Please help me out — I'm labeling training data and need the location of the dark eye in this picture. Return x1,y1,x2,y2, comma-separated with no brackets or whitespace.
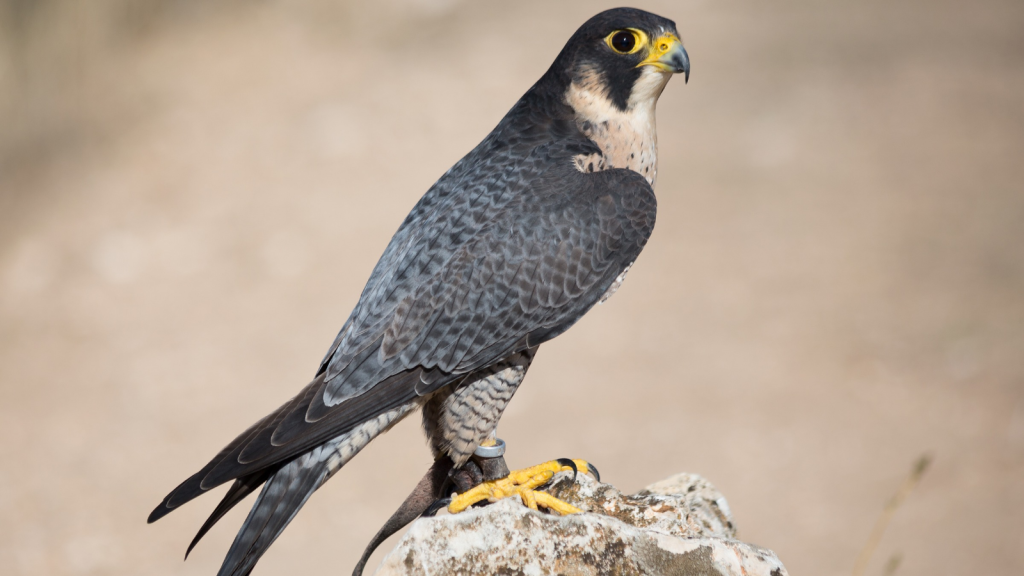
610,31,636,53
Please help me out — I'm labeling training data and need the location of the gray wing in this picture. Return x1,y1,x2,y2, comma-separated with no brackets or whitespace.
313,148,657,411
149,148,656,521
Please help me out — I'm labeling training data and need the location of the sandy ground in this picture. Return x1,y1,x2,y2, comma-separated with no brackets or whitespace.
1,1,1022,575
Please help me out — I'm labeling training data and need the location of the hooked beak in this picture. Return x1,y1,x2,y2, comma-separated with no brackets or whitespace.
638,33,690,83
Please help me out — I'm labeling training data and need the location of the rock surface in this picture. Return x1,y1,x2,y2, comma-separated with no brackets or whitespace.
374,472,788,576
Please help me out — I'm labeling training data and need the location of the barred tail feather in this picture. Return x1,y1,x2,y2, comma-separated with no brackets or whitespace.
217,453,327,576
207,401,420,576
185,469,274,559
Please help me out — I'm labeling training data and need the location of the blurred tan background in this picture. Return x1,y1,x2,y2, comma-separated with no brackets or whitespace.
1,0,1022,575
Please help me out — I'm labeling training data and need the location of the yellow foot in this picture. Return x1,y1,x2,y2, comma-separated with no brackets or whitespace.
447,459,597,515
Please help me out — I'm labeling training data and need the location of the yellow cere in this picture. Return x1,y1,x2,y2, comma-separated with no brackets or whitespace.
637,32,683,70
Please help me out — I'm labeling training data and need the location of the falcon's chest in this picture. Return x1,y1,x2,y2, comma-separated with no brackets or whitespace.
566,76,661,188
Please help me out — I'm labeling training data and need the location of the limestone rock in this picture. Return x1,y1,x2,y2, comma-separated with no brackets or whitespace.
374,472,788,576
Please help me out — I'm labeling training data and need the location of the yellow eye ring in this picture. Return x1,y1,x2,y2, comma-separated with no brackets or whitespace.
605,29,647,55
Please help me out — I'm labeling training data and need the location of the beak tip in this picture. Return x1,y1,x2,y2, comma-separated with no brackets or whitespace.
644,36,690,81
678,45,690,84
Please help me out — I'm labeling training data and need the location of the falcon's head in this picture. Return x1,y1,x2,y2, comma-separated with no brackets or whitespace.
533,8,688,187
551,8,689,114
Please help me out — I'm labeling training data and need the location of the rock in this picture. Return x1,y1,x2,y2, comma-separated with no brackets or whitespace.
374,472,788,576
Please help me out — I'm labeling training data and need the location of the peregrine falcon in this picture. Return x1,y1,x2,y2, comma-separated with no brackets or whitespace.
149,8,689,576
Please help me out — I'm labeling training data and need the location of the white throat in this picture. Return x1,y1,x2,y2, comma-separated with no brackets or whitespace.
566,66,671,188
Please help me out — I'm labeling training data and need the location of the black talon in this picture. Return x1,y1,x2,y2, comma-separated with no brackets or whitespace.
555,458,578,484
422,497,452,518
437,475,456,499
586,462,601,482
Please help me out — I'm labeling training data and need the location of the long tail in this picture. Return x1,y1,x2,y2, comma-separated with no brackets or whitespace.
184,403,419,576
186,469,275,559
217,450,329,576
